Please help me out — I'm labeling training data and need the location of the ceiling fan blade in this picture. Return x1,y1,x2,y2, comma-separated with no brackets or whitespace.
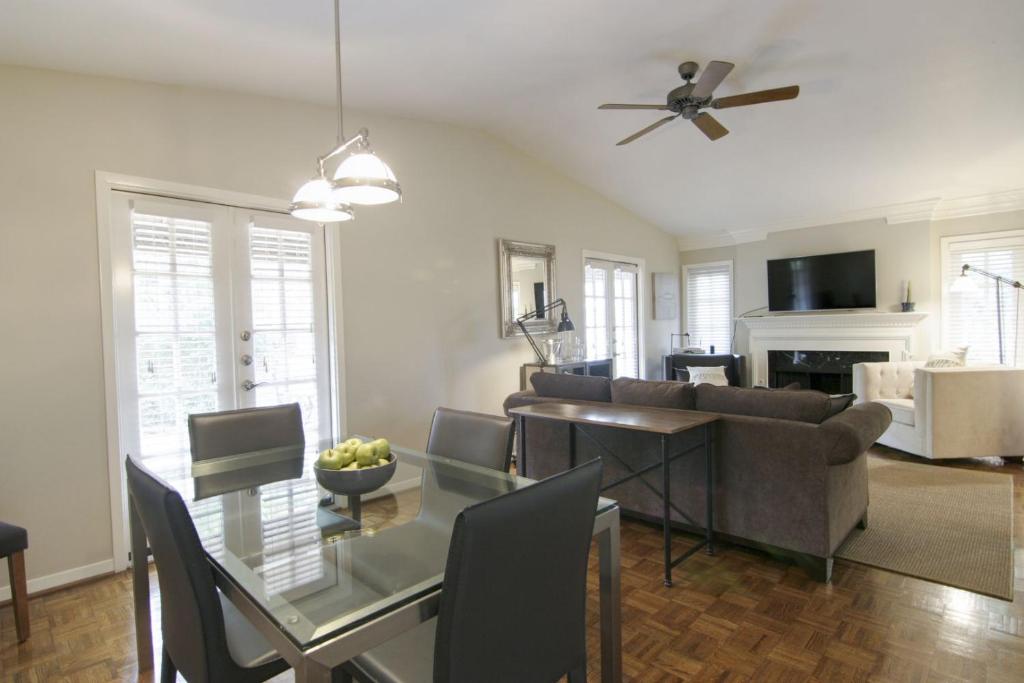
616,115,678,145
598,103,671,110
692,112,729,140
690,60,734,99
712,85,799,109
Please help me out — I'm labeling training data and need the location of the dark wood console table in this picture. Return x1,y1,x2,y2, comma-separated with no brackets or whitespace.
509,402,718,586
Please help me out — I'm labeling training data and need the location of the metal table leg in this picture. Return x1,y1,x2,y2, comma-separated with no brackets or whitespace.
661,434,672,587
705,423,715,555
597,507,622,683
129,495,154,671
569,422,577,468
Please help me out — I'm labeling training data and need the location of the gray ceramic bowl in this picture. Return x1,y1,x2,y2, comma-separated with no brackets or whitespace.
314,454,397,496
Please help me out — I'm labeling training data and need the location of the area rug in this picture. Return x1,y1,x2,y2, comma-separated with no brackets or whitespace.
835,456,1014,600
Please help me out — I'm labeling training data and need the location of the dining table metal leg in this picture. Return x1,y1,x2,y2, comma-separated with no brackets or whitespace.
597,507,622,683
129,495,154,672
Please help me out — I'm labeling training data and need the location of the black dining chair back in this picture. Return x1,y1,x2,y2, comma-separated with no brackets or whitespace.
426,407,515,472
125,456,287,683
434,457,603,682
188,403,305,499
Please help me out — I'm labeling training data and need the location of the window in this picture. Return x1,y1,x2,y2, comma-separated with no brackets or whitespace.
683,261,733,354
942,230,1024,366
585,257,641,377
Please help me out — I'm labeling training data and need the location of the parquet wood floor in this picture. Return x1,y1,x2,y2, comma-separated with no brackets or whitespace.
2,446,1022,682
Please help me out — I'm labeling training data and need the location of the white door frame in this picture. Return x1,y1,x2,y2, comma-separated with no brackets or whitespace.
95,171,348,571
581,250,647,378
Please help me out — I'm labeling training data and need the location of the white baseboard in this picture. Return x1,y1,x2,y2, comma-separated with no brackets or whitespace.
0,558,114,602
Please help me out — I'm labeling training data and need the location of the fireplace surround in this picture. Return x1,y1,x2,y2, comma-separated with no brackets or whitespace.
741,312,928,387
768,350,888,393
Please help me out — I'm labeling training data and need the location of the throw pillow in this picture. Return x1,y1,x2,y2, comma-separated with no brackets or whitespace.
687,366,729,387
823,393,857,420
610,377,696,410
530,372,612,402
924,345,968,368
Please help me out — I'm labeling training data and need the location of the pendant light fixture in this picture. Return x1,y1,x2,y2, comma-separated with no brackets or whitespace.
290,0,401,223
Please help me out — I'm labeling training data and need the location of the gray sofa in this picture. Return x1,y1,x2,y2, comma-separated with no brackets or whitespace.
504,373,892,581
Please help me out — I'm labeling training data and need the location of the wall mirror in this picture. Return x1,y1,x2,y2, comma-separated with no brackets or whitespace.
498,239,557,337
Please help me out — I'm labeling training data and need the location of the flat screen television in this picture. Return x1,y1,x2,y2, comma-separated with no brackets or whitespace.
767,249,876,312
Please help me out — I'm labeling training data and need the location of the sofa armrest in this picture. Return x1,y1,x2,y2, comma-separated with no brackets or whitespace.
916,366,1024,458
819,402,893,465
852,361,923,403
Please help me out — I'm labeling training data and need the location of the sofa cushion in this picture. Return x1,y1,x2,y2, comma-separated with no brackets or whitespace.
695,384,846,424
529,372,611,402
876,398,914,426
610,377,696,410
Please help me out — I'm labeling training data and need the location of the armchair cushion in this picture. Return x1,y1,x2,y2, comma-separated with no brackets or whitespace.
875,398,914,426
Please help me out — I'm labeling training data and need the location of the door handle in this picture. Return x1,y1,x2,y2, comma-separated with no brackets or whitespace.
241,379,266,392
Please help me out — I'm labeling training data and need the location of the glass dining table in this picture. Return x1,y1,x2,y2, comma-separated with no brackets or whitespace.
130,440,622,682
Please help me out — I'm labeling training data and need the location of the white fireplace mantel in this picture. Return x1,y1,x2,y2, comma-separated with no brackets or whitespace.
740,311,928,387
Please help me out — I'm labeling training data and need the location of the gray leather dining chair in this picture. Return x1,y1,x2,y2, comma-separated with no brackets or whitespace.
188,403,305,499
426,407,515,472
125,456,289,683
342,457,604,683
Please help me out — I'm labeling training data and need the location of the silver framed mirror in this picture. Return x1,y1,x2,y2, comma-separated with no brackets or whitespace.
498,239,557,338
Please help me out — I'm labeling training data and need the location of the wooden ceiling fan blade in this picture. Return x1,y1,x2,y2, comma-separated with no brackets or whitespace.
712,85,799,109
616,115,678,145
690,60,734,99
599,103,671,110
692,112,729,140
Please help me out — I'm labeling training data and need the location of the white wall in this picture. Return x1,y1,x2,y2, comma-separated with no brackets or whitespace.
0,65,679,591
680,210,1024,383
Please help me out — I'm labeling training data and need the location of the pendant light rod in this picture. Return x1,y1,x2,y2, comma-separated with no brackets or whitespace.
334,0,344,144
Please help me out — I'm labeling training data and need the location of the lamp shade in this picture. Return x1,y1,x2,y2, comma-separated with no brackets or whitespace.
557,308,575,332
949,272,977,293
332,151,401,205
291,177,354,222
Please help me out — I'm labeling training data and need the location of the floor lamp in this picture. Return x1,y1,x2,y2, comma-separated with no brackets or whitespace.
950,263,1023,365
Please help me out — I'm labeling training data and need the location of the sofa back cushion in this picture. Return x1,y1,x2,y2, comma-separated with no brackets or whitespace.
695,384,850,424
610,377,696,410
530,372,612,402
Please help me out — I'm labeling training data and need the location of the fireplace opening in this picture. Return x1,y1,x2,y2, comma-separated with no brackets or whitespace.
767,350,889,394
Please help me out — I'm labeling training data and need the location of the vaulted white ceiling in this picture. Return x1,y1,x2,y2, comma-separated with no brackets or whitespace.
4,0,1023,240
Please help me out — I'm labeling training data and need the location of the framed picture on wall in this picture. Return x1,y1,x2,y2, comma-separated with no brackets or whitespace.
652,272,678,320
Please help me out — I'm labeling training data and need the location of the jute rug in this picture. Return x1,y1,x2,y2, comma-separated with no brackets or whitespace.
835,456,1014,600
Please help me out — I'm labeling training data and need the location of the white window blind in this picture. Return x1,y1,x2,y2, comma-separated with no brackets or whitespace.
584,263,610,361
130,211,224,555
249,224,324,594
613,265,640,378
942,231,1024,366
684,261,733,354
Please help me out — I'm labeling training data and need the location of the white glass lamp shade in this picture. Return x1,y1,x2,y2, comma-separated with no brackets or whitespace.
332,151,401,205
949,272,977,293
290,177,354,222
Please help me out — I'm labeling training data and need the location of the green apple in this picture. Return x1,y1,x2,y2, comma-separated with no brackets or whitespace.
338,447,356,467
372,438,390,459
356,443,378,467
317,448,344,470
342,461,359,470
344,437,363,449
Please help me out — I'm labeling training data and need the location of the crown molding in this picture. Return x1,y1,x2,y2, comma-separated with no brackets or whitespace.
677,188,1024,252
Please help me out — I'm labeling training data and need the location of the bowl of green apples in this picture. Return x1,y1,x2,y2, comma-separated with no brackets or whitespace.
314,437,396,496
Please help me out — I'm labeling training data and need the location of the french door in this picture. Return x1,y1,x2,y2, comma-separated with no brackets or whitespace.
109,192,334,571
584,257,641,378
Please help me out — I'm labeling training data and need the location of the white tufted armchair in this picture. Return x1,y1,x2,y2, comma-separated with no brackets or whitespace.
852,361,1024,459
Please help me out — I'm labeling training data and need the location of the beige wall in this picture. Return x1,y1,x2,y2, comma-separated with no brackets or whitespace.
680,210,1024,382
0,65,679,590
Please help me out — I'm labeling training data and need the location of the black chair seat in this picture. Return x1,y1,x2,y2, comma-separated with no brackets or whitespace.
0,522,27,556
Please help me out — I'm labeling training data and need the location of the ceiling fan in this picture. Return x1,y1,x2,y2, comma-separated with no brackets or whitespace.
598,60,799,145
